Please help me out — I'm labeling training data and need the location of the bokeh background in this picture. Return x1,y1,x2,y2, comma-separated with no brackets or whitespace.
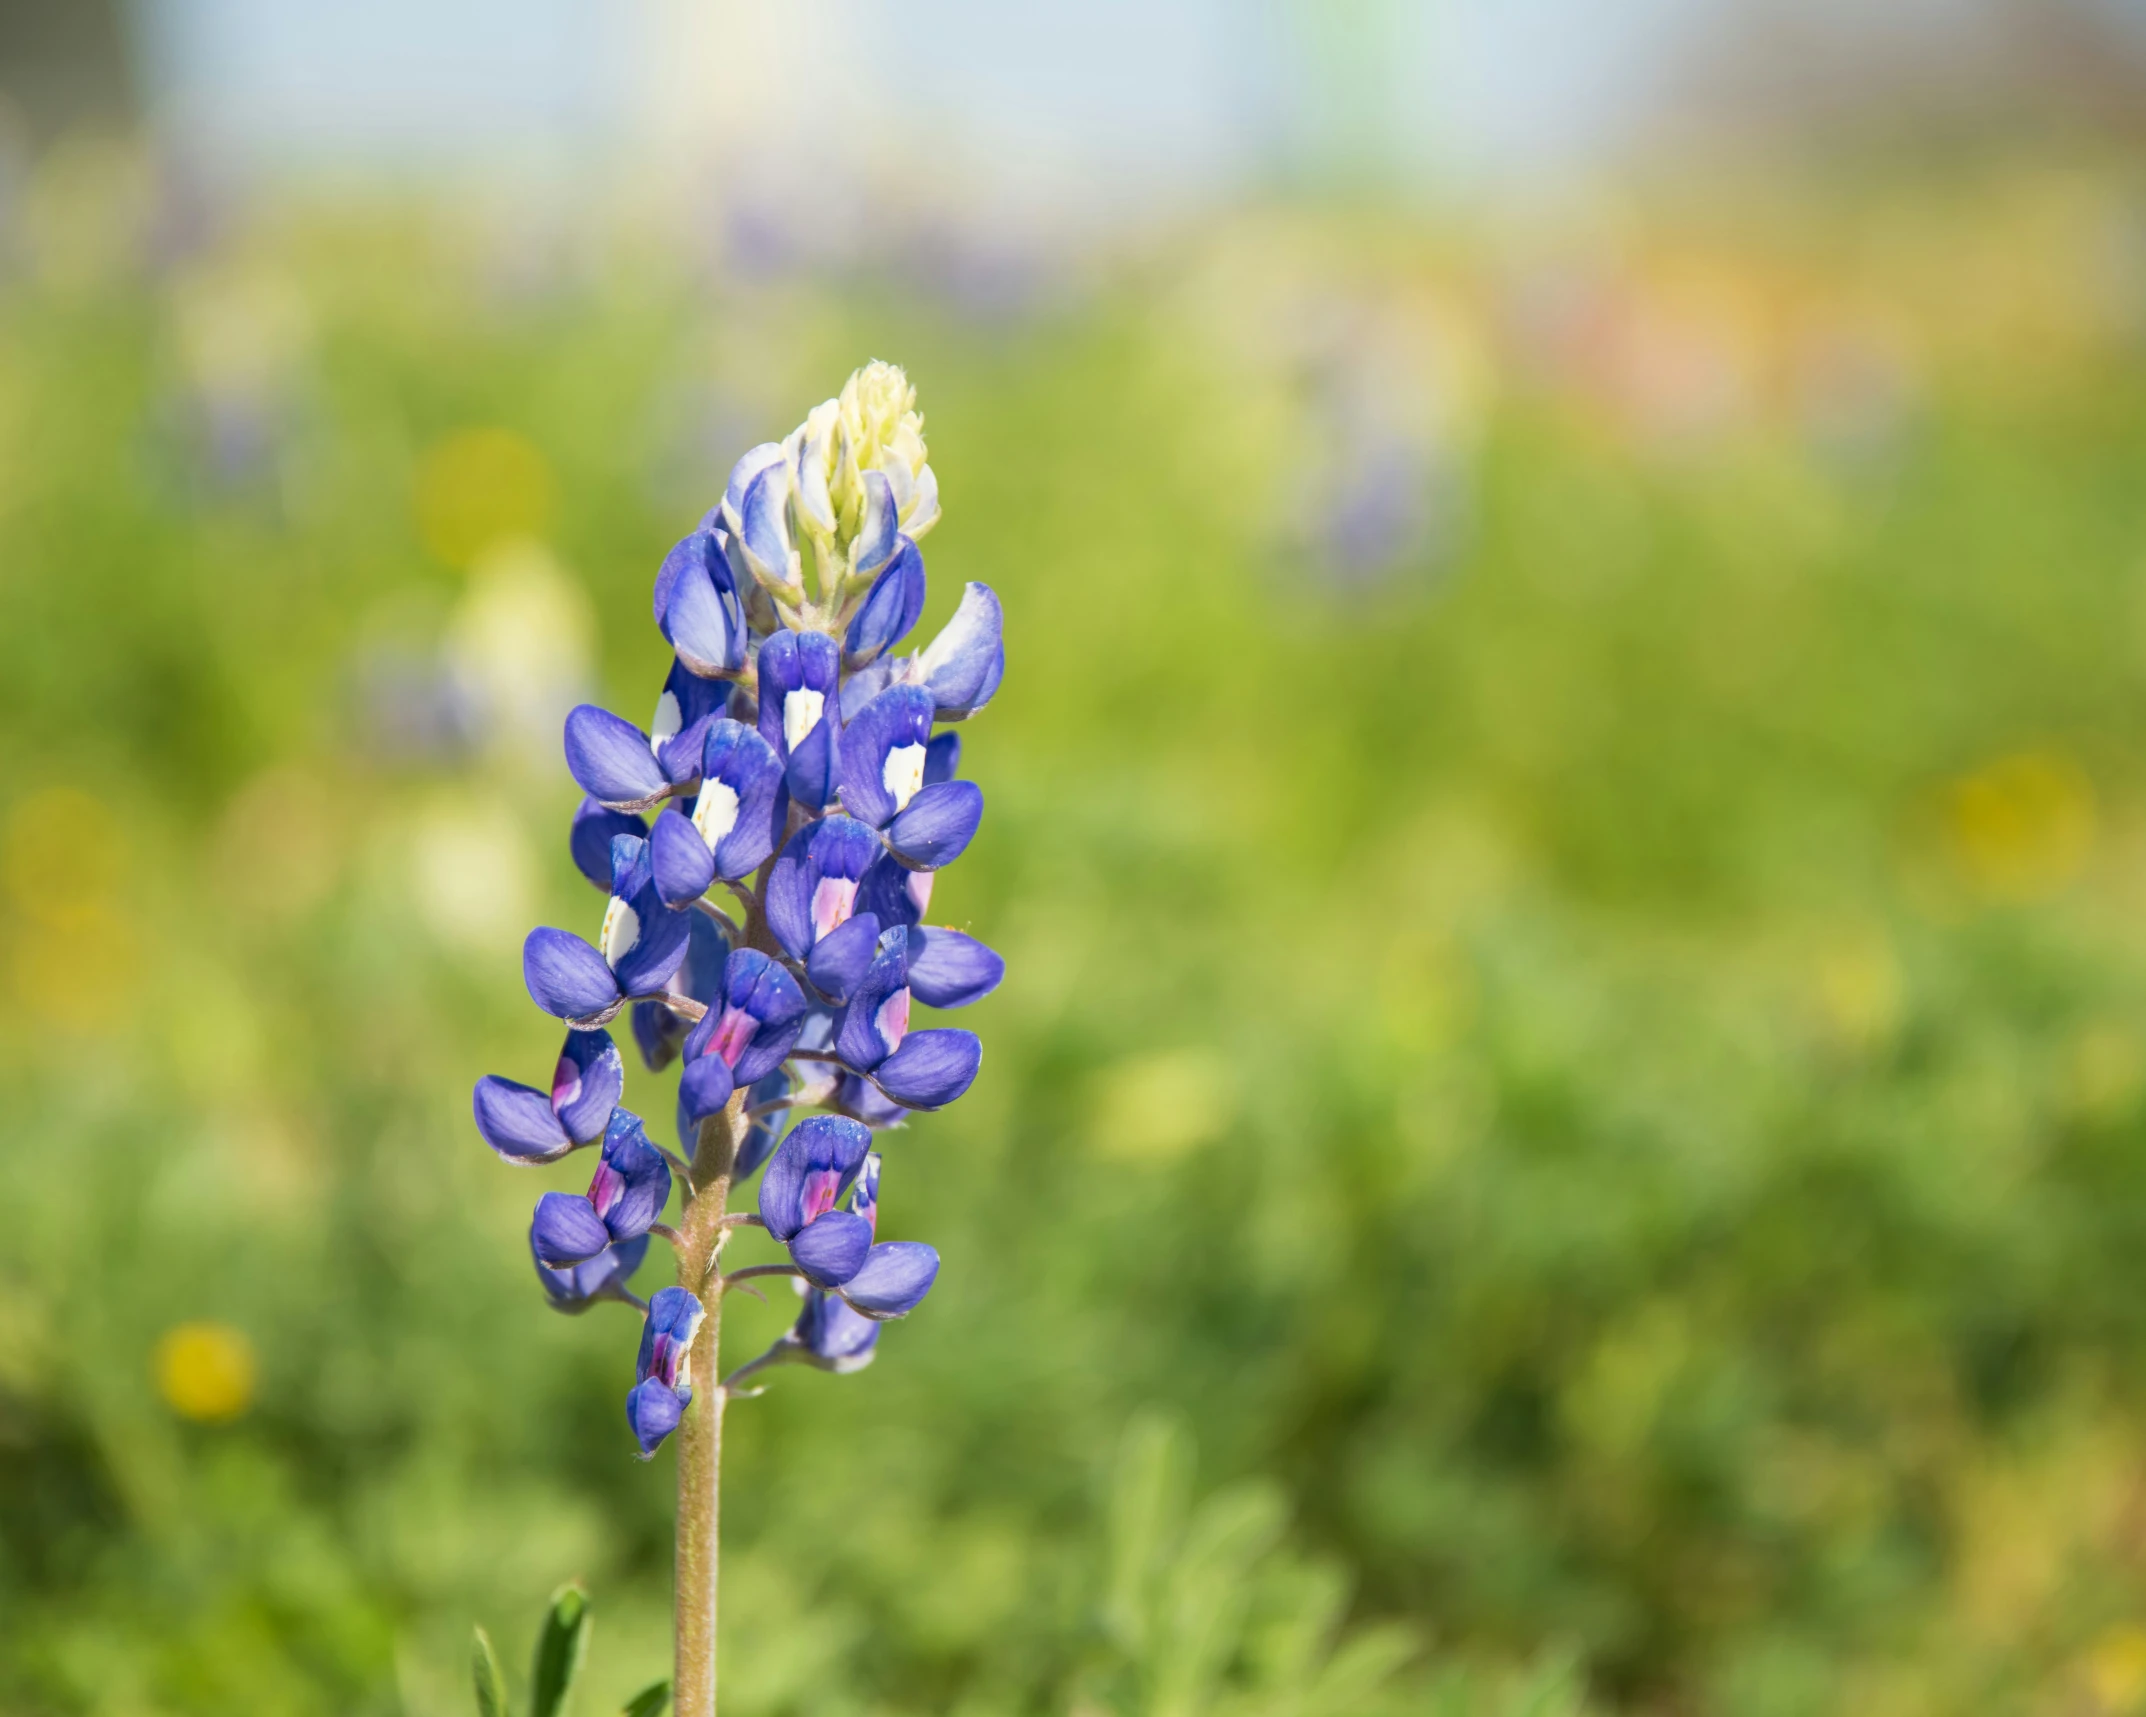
7,2,2146,1712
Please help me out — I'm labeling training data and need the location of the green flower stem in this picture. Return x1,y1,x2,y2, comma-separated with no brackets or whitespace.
674,1090,738,1717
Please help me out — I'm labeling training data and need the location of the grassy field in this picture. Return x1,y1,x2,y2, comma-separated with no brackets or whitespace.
5,149,2146,1714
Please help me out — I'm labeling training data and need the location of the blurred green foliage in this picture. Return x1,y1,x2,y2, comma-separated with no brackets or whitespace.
3,147,2146,1714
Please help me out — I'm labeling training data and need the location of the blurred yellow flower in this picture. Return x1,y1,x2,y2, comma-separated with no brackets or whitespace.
154,1321,257,1423
2089,1625,2146,1713
414,427,554,569
1944,748,2095,902
1092,1050,1234,1163
5,786,131,1026
1812,926,1902,1052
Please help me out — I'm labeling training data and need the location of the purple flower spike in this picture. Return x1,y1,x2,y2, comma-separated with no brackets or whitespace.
534,1233,648,1313
626,1375,688,1456
523,927,624,1025
789,1210,874,1287
915,583,1003,718
872,1028,981,1110
839,685,937,829
858,852,933,931
906,928,1004,1009
766,816,882,959
587,1109,672,1244
840,1242,940,1320
835,926,912,1073
570,798,648,891
760,1115,873,1241
885,780,983,871
532,1190,613,1268
806,911,882,1006
795,1290,880,1372
651,659,733,786
757,630,843,811
694,719,787,882
564,704,671,811
650,808,717,909
637,1285,707,1390
682,948,808,1084
602,835,693,998
844,537,927,666
658,529,748,678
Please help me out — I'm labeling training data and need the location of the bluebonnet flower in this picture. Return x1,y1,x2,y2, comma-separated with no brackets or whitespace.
471,361,998,1469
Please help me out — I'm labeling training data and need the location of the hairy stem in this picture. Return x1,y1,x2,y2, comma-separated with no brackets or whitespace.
675,870,780,1717
674,1092,739,1717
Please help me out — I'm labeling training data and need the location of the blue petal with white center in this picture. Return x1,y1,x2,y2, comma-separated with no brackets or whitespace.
756,630,843,810
650,659,733,786
523,927,624,1024
766,816,883,959
872,1028,981,1110
844,536,926,665
564,704,671,811
603,835,693,998
906,928,1004,1009
838,684,936,829
914,582,1004,717
694,719,787,881
570,799,647,891
885,780,984,871
839,1241,940,1320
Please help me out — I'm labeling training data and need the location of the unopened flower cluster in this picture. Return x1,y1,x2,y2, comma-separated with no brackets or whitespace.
471,363,1002,1453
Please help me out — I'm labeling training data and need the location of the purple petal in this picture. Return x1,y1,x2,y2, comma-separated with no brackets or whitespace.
650,808,716,909
872,1028,981,1110
884,780,983,871
564,704,669,809
523,928,623,1023
838,684,936,829
849,471,901,582
534,1233,647,1313
759,1114,872,1240
834,926,911,1073
796,1289,880,1371
552,1028,624,1142
906,928,1004,1009
679,1053,736,1129
805,911,882,1006
786,716,839,812
625,1376,687,1456
737,464,796,592
857,852,931,931
836,1072,908,1129
570,798,647,891
660,531,748,677
472,1076,573,1164
589,1110,672,1243
636,1285,706,1388
839,1241,940,1319
915,583,1003,716
844,535,926,665
923,731,961,786
697,719,787,881
789,1210,874,1287
607,869,693,999
632,997,685,1074
651,658,732,785
531,1191,611,1268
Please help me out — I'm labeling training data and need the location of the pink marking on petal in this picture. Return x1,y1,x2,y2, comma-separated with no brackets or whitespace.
874,987,911,1055
907,870,933,916
811,876,858,941
710,1006,756,1068
551,1055,582,1112
587,1162,622,1220
801,1169,844,1224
